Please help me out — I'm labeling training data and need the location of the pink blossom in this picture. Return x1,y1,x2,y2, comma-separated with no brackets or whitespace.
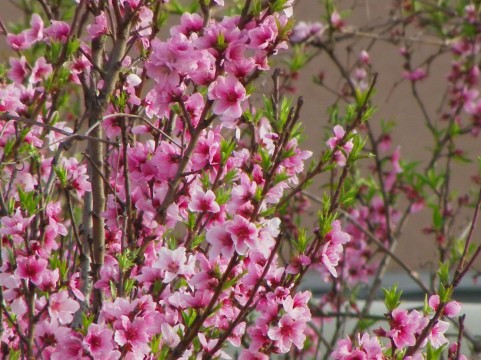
69,272,85,301
0,209,34,244
7,32,29,50
50,336,84,359
286,255,311,274
114,316,150,355
15,255,48,285
0,84,24,113
248,18,277,49
388,308,418,348
26,14,44,43
320,220,351,277
445,300,462,317
239,349,269,360
206,225,235,259
267,314,306,353
332,332,383,359
49,290,80,325
8,56,28,84
44,20,70,42
189,189,220,213
170,13,203,38
155,247,193,283
391,146,402,173
208,75,247,119
34,319,70,350
327,125,354,167
403,68,427,82
226,215,258,255
87,12,108,40
30,56,53,83
161,323,182,348
290,21,325,43
428,320,449,348
428,294,461,317
330,11,345,30
359,50,371,65
84,324,116,358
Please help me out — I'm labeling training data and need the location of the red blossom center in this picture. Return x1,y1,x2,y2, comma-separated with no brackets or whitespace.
168,261,180,273
89,334,102,350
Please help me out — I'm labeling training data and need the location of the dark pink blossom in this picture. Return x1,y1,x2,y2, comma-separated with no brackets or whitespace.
208,75,247,119
15,255,48,285
8,56,28,84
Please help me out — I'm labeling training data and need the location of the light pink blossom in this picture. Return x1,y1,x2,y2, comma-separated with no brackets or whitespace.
49,290,80,325
267,314,306,353
189,189,220,213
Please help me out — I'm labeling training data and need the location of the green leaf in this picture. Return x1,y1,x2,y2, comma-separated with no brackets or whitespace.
8,350,22,360
383,283,402,311
191,234,205,248
67,37,81,57
55,165,68,187
220,138,236,164
181,308,198,327
215,188,231,206
426,342,446,360
117,248,139,271
81,313,95,335
357,318,379,331
165,0,187,14
110,280,118,299
297,228,308,252
124,278,135,295
150,334,162,354
17,187,40,215
437,261,450,286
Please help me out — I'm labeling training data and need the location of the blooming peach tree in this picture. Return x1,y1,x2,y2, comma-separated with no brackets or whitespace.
0,0,479,359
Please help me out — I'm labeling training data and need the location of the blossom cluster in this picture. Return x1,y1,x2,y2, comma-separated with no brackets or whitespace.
0,1,353,359
333,295,462,359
